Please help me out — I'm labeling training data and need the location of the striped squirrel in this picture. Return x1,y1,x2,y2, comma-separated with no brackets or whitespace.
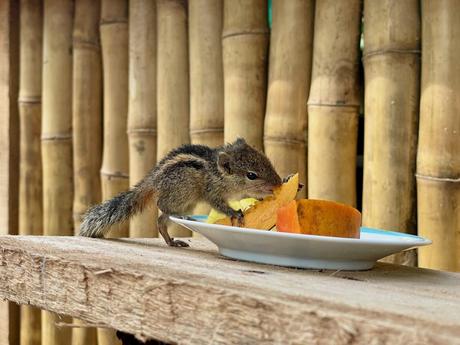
79,138,282,247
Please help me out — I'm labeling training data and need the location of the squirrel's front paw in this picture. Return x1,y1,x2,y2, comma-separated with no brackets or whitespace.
231,209,245,227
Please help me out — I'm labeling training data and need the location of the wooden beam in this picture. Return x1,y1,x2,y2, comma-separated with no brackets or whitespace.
0,237,460,344
0,0,20,344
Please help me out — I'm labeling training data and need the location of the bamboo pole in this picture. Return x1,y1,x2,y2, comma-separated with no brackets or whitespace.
307,0,362,206
189,0,224,148
417,0,460,272
128,0,157,238
98,0,128,343
72,0,101,344
0,1,19,344
223,0,269,150
264,0,314,197
362,0,420,266
18,1,42,344
189,0,224,219
99,0,129,239
42,0,73,345
157,0,190,237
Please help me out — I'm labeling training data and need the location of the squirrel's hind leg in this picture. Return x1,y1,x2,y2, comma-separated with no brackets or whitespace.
158,213,189,248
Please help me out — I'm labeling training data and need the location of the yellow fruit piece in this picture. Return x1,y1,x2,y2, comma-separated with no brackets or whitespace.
207,198,259,224
212,173,299,230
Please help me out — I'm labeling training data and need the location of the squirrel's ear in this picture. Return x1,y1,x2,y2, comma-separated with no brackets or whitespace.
235,137,247,146
218,152,232,174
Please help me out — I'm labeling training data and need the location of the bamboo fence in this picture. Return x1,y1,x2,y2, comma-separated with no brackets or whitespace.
223,0,268,150
41,0,73,344
362,0,420,266
307,0,362,207
417,0,460,272
1,1,460,343
264,0,314,196
128,0,157,238
157,0,190,237
18,1,42,345
72,0,101,344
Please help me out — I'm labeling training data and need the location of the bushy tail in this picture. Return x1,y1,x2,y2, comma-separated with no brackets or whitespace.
79,181,155,238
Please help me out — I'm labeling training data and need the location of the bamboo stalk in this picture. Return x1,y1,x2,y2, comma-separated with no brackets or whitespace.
42,0,74,344
264,0,314,197
157,0,190,237
18,1,42,344
223,0,269,150
307,0,362,206
99,0,129,239
362,0,420,266
72,0,101,344
128,0,157,238
0,1,19,344
189,0,224,219
189,0,224,148
417,0,460,272
98,0,128,343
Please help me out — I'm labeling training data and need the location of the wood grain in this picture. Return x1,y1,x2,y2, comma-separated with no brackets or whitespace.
0,236,459,344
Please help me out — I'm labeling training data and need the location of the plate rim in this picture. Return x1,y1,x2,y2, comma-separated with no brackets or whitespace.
170,215,432,247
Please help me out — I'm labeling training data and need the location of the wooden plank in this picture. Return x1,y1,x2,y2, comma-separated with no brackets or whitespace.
0,237,459,344
0,0,20,344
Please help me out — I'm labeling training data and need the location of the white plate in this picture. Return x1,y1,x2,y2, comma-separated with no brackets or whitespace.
170,215,432,271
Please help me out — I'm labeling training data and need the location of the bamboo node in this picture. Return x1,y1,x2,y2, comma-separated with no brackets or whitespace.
362,48,421,60
263,136,306,146
127,128,157,136
415,174,460,183
100,19,128,26
41,134,72,141
73,38,100,51
100,170,129,179
307,102,360,109
222,29,269,40
18,95,41,104
190,128,224,135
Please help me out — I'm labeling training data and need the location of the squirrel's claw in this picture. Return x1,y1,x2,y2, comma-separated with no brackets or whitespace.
169,239,190,247
231,209,245,227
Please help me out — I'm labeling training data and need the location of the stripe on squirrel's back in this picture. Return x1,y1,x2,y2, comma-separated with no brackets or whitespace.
158,154,207,173
158,144,215,165
161,158,206,177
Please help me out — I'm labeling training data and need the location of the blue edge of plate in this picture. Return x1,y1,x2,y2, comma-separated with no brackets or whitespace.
189,215,425,240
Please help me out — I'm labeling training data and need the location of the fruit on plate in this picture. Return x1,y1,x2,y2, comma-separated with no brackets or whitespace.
276,199,361,238
207,198,258,224
208,173,299,230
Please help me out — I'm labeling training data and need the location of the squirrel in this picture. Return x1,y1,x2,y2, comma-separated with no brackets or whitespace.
79,138,282,247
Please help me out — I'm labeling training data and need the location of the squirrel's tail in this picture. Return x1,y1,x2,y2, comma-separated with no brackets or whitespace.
79,179,155,238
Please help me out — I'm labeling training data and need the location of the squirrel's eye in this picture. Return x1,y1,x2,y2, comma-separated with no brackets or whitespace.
246,172,258,180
